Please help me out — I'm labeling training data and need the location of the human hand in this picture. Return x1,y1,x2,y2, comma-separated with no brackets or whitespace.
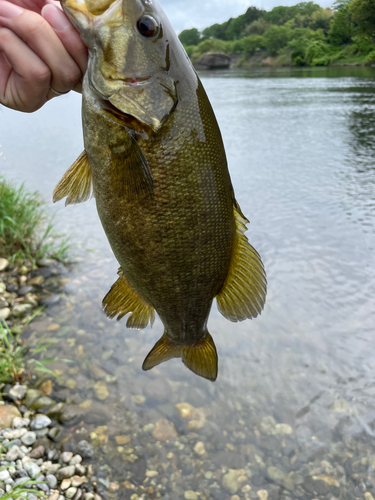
0,0,87,112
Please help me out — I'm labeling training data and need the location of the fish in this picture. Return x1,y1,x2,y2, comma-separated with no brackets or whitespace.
53,0,267,381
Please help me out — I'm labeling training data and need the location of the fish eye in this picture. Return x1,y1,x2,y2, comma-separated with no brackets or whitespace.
137,15,159,38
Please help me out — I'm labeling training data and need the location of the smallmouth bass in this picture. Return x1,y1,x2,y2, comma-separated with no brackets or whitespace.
54,0,267,381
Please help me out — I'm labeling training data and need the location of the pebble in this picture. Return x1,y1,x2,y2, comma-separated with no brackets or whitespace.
46,474,58,488
69,455,82,466
257,490,268,500
66,487,78,499
30,415,52,430
0,307,10,320
0,258,9,271
184,491,198,500
18,286,34,296
222,469,241,494
29,445,45,459
61,478,72,490
152,419,177,441
21,431,37,445
56,465,76,480
115,435,131,445
40,294,61,306
6,445,21,461
13,417,30,428
23,389,42,408
0,470,10,480
365,494,375,500
193,441,206,455
267,466,286,485
4,428,27,439
75,441,94,459
75,464,86,476
175,402,206,430
0,405,21,429
61,451,73,463
94,381,109,400
24,461,41,478
12,303,33,317
71,475,87,487
274,423,293,435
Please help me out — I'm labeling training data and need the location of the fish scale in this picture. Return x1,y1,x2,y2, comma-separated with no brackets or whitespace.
54,0,266,381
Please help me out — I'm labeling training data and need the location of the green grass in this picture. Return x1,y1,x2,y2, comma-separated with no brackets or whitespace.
0,312,63,385
0,175,69,265
0,469,46,500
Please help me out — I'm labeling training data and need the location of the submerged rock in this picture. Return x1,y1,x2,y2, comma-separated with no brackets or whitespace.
175,402,206,430
152,419,177,441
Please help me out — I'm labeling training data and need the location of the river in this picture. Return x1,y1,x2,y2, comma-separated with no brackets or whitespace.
1,66,375,500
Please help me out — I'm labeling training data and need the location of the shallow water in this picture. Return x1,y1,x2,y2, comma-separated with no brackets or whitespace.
1,66,375,499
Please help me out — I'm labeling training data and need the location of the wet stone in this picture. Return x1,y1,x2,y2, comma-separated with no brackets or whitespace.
23,389,42,408
40,294,60,306
18,286,34,296
184,491,198,500
31,397,55,411
75,441,94,459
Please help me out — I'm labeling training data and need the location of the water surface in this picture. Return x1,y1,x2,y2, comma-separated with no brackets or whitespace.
1,66,375,499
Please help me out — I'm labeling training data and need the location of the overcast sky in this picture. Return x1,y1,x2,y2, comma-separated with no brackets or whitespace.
157,0,333,34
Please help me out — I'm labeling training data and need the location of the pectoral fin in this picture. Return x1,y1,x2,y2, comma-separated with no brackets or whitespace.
108,131,154,201
142,332,218,382
103,269,155,329
216,205,267,321
53,150,93,206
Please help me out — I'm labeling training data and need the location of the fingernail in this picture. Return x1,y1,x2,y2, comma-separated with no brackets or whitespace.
42,4,71,31
0,1,23,18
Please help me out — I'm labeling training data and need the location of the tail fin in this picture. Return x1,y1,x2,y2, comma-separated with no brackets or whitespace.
142,333,218,382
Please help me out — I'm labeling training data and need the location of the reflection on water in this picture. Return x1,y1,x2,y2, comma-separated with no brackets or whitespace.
1,66,375,499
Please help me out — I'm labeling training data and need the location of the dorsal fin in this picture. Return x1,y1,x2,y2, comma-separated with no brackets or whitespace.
53,150,93,206
216,204,267,322
142,332,218,382
103,270,155,329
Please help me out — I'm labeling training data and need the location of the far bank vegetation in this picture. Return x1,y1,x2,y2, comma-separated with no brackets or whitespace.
179,0,375,67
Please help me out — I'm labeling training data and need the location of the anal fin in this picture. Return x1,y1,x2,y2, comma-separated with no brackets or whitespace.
103,271,155,329
142,332,218,382
216,205,267,322
53,150,93,206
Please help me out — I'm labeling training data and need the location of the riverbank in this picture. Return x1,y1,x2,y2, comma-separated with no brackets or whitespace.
192,50,375,70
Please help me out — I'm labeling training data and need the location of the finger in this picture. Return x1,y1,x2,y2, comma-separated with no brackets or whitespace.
42,4,87,76
0,1,82,93
0,27,50,111
6,0,47,14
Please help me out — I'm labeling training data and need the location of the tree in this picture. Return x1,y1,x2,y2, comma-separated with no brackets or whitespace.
350,0,375,37
263,25,290,54
179,28,201,46
328,5,353,45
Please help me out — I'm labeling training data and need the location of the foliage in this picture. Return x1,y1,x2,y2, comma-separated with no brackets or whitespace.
179,28,201,46
242,35,266,57
328,4,353,45
263,25,290,55
0,176,69,265
349,0,375,37
179,0,375,67
242,18,270,36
